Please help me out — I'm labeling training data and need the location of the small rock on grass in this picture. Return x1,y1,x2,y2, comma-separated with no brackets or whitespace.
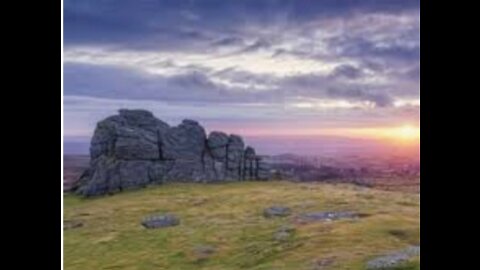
141,214,180,229
64,220,83,230
366,245,420,269
298,211,358,222
194,245,216,258
263,206,292,218
312,257,336,270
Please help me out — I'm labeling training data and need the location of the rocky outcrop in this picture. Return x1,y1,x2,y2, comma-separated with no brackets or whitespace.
74,109,271,196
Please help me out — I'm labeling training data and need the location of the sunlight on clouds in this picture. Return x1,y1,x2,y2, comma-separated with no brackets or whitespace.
207,51,339,76
208,77,274,91
64,46,341,78
393,98,420,107
288,99,376,110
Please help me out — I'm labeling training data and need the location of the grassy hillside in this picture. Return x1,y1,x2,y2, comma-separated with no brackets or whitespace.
64,181,419,270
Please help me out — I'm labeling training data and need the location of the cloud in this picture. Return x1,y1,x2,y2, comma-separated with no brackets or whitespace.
66,44,343,76
326,87,393,107
64,63,285,104
212,36,245,47
65,60,408,108
64,0,420,50
64,95,419,138
63,0,420,139
330,64,364,79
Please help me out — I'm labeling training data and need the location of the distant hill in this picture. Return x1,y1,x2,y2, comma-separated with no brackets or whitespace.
64,138,89,155
63,155,89,192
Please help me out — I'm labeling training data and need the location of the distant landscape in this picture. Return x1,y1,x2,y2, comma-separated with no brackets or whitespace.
65,135,419,157
64,150,419,194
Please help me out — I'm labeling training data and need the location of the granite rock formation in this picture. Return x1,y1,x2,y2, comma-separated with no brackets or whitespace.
74,109,271,196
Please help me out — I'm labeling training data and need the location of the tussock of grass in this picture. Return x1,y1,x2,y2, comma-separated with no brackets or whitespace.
64,181,419,270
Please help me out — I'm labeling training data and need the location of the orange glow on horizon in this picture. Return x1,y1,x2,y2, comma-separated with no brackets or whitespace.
217,124,420,144
345,125,420,144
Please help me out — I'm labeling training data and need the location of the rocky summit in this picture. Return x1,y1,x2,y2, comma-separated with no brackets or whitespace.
73,109,271,196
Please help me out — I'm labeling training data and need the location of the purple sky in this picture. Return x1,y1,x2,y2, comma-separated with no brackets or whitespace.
63,0,420,155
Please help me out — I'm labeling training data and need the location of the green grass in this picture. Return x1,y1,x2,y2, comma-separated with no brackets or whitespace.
64,181,419,270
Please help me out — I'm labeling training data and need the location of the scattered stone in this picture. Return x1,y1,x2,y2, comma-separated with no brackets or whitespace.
366,245,420,269
298,211,358,222
194,245,216,258
273,225,296,241
75,109,272,196
64,220,83,230
387,229,409,240
312,257,336,269
357,212,373,218
404,245,420,256
263,206,292,218
141,214,180,229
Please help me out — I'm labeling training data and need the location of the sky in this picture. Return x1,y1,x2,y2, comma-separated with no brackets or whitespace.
63,0,420,155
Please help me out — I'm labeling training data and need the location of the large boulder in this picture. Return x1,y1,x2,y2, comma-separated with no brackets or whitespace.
74,109,271,196
89,110,169,161
75,156,154,196
256,156,272,180
207,131,229,160
225,135,245,180
244,146,256,180
113,127,159,160
163,119,206,160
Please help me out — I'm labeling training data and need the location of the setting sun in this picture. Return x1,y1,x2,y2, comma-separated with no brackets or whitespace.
395,125,420,141
366,125,420,143
314,125,421,143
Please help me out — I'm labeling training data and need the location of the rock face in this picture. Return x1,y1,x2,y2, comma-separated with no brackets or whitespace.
74,109,271,196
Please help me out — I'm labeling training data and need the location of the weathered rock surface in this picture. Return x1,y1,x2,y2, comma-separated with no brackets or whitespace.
312,257,336,270
366,245,420,269
297,211,358,222
207,131,229,160
243,147,256,180
193,245,216,259
74,109,271,196
64,220,83,230
141,214,180,229
264,206,292,218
